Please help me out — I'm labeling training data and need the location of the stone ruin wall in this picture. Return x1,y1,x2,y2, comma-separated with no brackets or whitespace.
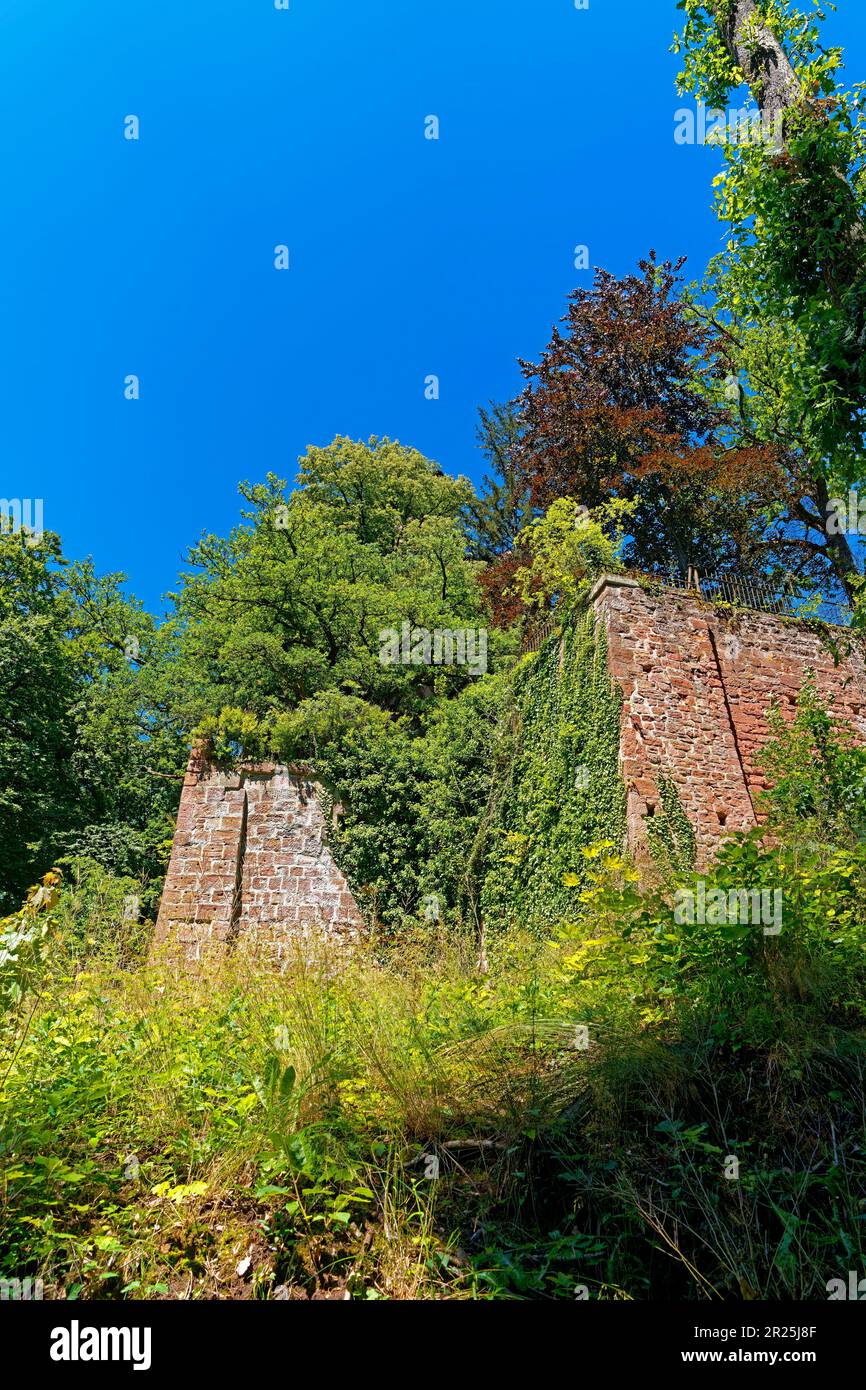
591,576,866,865
153,579,866,966
152,749,363,969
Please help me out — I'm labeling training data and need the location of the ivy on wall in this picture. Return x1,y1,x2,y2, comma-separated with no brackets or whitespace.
315,605,626,940
645,773,697,882
480,608,626,931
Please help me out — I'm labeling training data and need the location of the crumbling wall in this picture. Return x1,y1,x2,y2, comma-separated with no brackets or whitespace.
590,576,866,864
155,580,866,965
153,749,363,969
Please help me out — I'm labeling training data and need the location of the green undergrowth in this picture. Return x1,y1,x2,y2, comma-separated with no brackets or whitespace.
3,830,866,1300
3,683,866,1301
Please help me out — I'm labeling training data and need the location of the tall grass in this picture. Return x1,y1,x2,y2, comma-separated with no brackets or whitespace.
2,850,866,1300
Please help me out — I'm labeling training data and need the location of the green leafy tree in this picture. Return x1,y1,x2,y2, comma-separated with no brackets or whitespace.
0,528,184,912
510,497,634,611
674,0,866,596
166,436,498,758
758,676,866,843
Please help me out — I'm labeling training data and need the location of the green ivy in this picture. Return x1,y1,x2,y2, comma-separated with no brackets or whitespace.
480,608,626,931
646,774,698,882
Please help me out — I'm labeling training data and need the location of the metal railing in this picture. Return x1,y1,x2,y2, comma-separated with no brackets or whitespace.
519,570,854,654
663,570,853,628
520,611,560,656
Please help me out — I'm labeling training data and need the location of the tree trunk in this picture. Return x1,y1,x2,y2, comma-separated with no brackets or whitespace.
711,0,801,123
711,0,865,259
811,475,860,602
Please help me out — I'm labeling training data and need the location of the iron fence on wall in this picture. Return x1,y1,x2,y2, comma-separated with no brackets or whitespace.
520,611,560,656
519,571,854,656
664,571,853,629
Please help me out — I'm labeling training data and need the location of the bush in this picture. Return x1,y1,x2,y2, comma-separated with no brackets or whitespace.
52,857,150,968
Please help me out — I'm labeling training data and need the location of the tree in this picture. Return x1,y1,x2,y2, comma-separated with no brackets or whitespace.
673,1,866,596
165,436,498,758
0,527,184,911
510,498,634,611
509,255,779,581
463,402,530,562
462,403,535,627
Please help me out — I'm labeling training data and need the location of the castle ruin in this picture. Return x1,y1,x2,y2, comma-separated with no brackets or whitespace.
154,576,866,966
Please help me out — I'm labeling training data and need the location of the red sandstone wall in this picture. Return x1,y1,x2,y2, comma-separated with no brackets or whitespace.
153,751,363,969
155,583,866,961
709,609,866,803
590,576,866,864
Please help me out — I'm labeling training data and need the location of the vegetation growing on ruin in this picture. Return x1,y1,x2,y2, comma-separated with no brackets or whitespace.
478,614,626,931
3,695,866,1301
3,0,866,1304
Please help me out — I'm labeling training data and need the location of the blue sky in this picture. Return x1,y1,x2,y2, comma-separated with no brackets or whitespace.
2,0,865,613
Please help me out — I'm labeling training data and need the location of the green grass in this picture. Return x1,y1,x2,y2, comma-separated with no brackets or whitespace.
3,844,866,1301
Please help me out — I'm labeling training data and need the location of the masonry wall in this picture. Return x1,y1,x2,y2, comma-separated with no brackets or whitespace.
590,576,866,864
153,748,363,969
154,581,866,966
